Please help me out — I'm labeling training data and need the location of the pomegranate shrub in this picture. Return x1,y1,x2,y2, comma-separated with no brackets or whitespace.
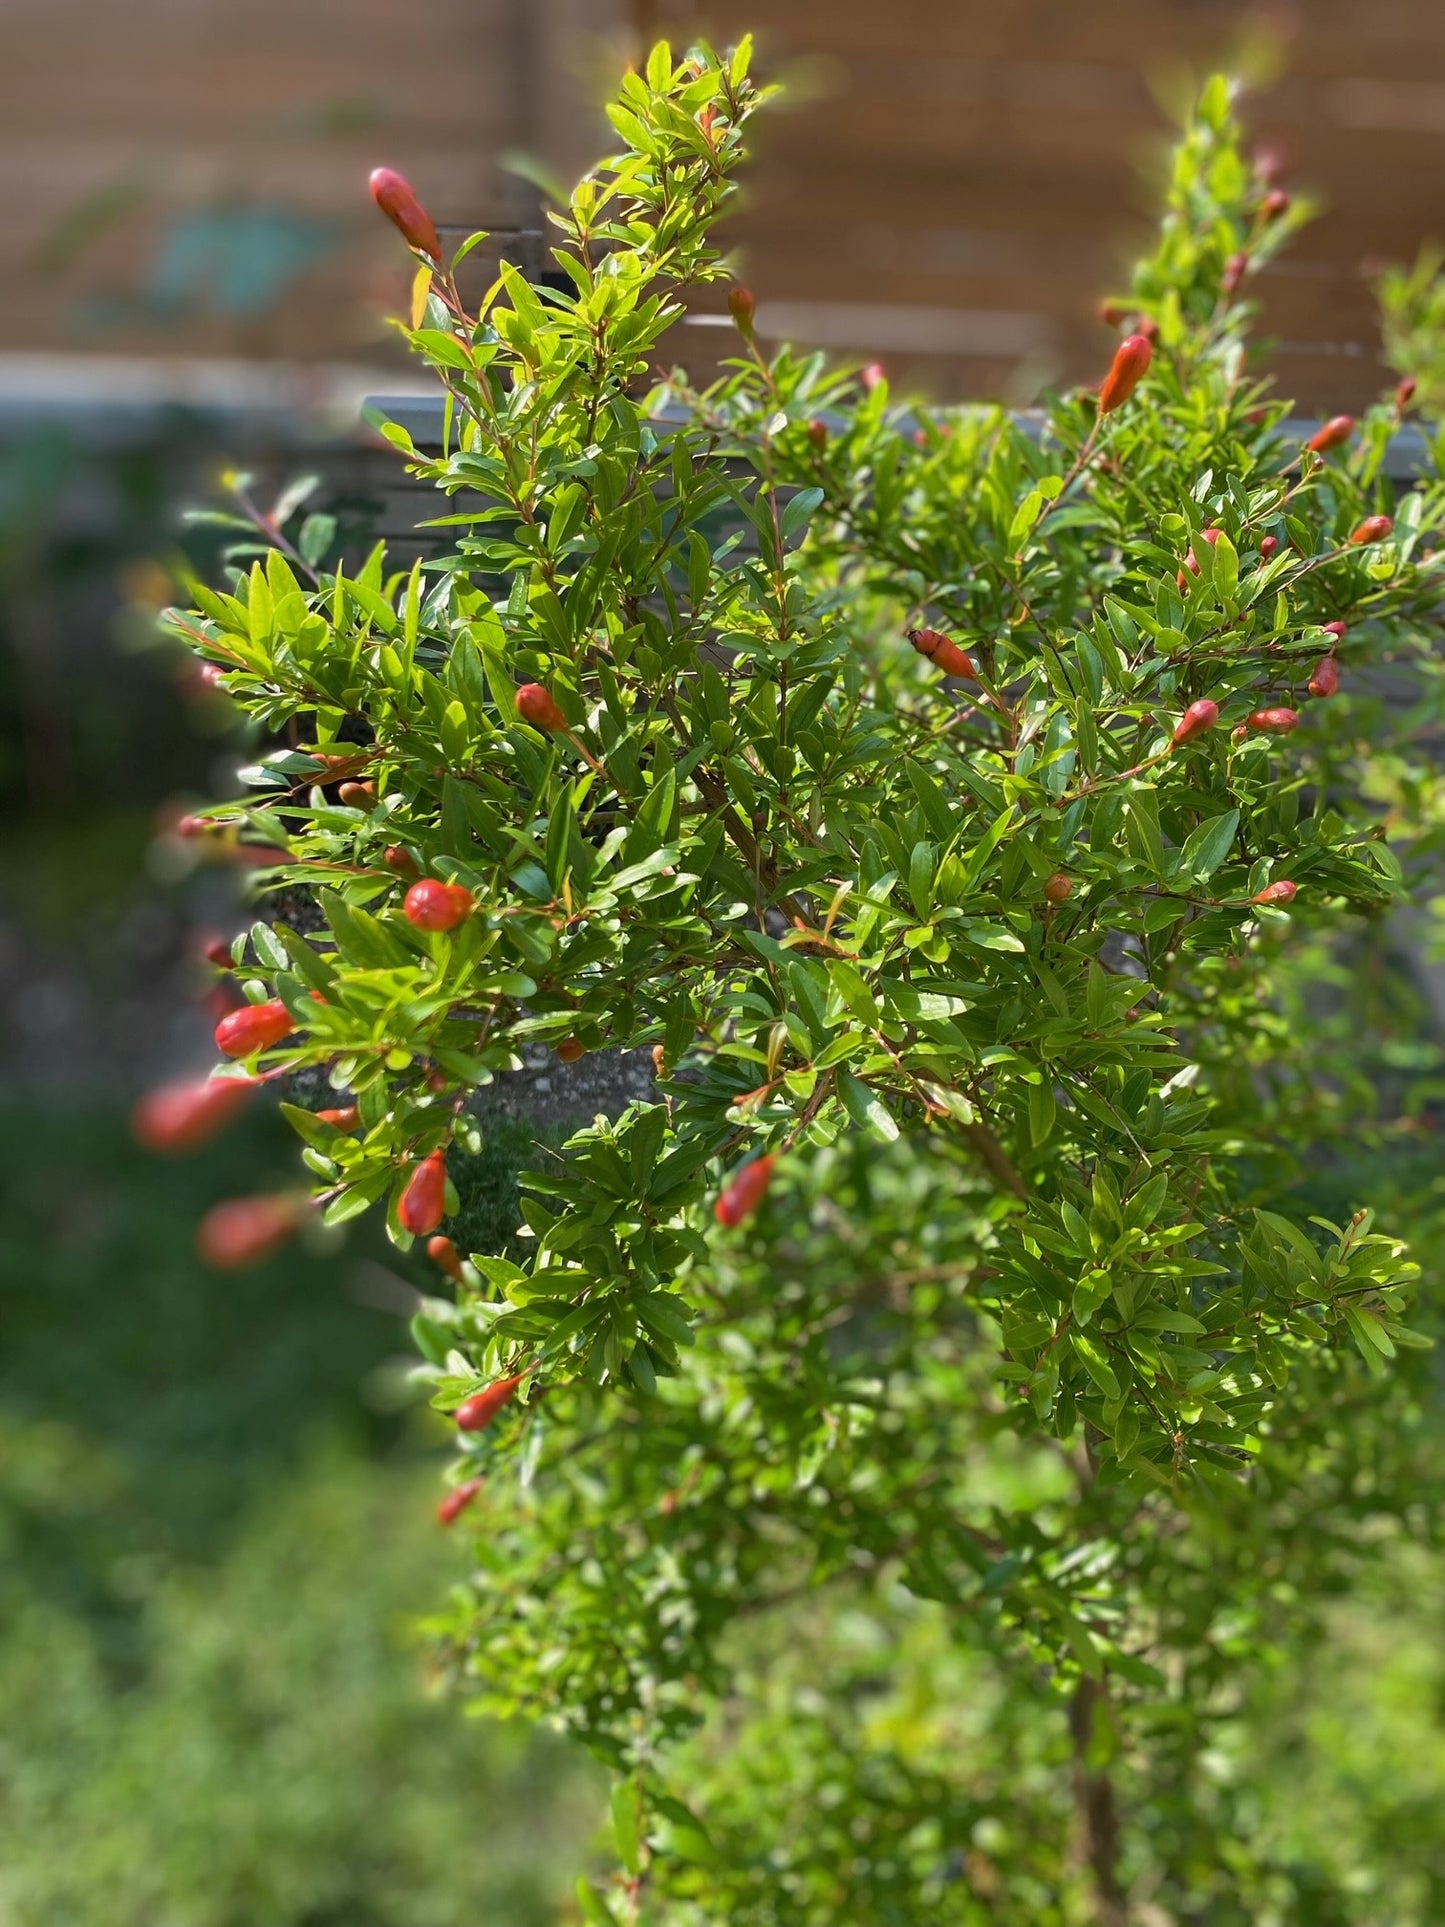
163,46,1445,1922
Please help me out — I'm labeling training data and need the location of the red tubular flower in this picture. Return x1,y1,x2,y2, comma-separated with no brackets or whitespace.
316,1106,361,1130
1251,879,1298,906
1171,699,1219,747
714,1155,776,1228
455,1374,524,1432
1308,654,1340,698
1246,707,1300,732
215,999,293,1059
1258,535,1280,560
368,167,442,260
1043,873,1073,903
1098,333,1153,413
399,1149,448,1237
1306,415,1354,454
1351,515,1393,544
438,1477,484,1526
515,683,569,733
404,879,472,932
906,628,976,678
132,1074,260,1154
427,1234,465,1282
197,1195,300,1270
727,285,756,333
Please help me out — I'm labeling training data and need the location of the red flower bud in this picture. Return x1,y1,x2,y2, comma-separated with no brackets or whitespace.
438,1477,484,1526
202,936,235,969
728,285,756,333
1397,376,1418,410
1043,873,1073,904
807,418,829,449
1321,620,1349,641
1260,188,1291,221
403,879,472,932
1178,525,1223,585
861,361,886,392
399,1149,448,1237
383,845,419,877
1306,415,1354,454
1171,699,1219,747
427,1234,465,1282
555,1037,586,1063
1246,706,1300,732
714,1154,776,1228
316,1105,361,1131
215,999,293,1059
199,663,227,690
1258,535,1280,560
1308,654,1340,698
337,781,375,807
1245,406,1273,426
1222,251,1249,297
1351,515,1393,544
1098,333,1153,413
175,814,212,839
132,1074,260,1154
197,1194,300,1270
1251,879,1298,906
906,628,976,678
368,166,442,261
455,1374,524,1432
515,683,568,733
1098,300,1126,327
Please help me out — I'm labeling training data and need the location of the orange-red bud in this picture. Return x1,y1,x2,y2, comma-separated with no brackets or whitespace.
198,1194,299,1270
906,628,976,678
132,1074,260,1154
383,845,419,876
714,1154,776,1228
1098,300,1126,327
455,1374,523,1432
1098,333,1152,413
1171,699,1219,747
404,879,472,932
515,683,568,733
399,1149,448,1237
1260,188,1291,221
1321,621,1348,642
438,1477,484,1525
1308,654,1340,698
368,166,442,260
1397,376,1418,410
1251,879,1298,906
555,1037,586,1064
316,1105,361,1130
202,936,235,969
337,781,375,807
1222,251,1248,297
426,1234,465,1281
728,285,756,333
215,999,293,1059
806,418,829,449
1043,873,1073,904
1306,415,1354,454
1246,707,1300,732
1351,515,1393,544
1258,535,1280,560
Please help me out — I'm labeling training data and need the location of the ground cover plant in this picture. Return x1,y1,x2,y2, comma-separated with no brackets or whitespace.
157,40,1445,1922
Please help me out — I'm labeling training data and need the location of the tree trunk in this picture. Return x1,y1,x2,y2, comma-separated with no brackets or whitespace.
1069,1677,1129,1927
